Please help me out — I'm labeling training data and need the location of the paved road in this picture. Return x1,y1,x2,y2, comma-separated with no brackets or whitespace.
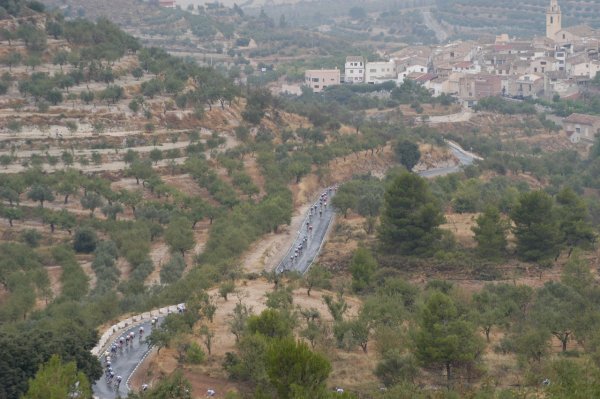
275,142,480,275
276,188,336,275
93,319,159,399
418,140,479,178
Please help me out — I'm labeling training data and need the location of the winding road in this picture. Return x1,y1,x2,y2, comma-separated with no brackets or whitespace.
276,141,480,275
91,142,480,397
92,319,159,399
418,140,480,178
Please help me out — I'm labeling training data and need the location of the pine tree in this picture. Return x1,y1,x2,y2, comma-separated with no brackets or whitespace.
472,206,508,260
511,190,561,262
378,172,445,256
556,187,595,255
414,292,483,385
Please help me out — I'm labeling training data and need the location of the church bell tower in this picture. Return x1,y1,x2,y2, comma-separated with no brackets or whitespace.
546,0,561,40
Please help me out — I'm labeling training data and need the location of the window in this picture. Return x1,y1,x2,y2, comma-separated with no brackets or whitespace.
314,85,319,88
550,16,554,24
359,70,363,73
576,127,581,133
370,69,376,72
563,34,565,39
312,78,319,82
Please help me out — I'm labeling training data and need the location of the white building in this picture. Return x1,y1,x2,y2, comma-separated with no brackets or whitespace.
397,64,428,84
344,56,365,83
365,60,397,84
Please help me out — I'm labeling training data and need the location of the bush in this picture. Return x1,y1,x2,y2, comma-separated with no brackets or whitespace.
186,342,205,364
160,254,186,284
73,227,98,253
21,229,42,247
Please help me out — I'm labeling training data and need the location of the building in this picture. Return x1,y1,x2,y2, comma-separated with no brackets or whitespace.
398,64,429,83
344,56,365,83
452,61,481,74
158,0,176,8
568,58,600,78
304,69,340,92
458,74,503,106
365,60,397,84
564,113,600,143
546,0,562,40
507,74,545,98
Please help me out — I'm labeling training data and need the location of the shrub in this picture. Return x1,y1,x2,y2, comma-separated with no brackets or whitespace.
73,227,98,253
21,229,42,247
186,342,205,364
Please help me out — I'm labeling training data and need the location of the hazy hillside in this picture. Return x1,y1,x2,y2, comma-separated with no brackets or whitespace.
436,0,600,38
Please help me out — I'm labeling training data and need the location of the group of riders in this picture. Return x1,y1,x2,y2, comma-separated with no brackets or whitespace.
103,318,158,390
288,186,337,268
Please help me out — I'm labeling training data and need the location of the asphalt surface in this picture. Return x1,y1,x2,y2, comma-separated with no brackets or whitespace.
90,143,479,398
276,187,336,275
92,319,159,399
275,142,479,275
418,142,477,178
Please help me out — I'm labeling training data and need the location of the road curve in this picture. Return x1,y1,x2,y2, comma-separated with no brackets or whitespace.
90,143,480,397
275,141,480,275
93,319,159,399
418,140,479,178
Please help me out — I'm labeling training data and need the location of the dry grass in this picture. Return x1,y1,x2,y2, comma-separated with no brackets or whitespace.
441,212,478,248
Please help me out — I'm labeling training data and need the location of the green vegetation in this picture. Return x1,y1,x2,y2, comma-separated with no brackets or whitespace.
378,172,445,256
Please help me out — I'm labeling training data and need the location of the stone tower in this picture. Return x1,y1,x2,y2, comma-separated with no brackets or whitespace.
546,0,561,40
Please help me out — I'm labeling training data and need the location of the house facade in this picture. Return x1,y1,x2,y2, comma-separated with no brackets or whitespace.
458,74,503,106
158,0,176,8
344,56,365,83
506,74,545,98
304,69,340,92
564,113,600,143
365,60,397,84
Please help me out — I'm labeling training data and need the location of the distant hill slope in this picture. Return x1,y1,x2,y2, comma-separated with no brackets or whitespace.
435,0,600,38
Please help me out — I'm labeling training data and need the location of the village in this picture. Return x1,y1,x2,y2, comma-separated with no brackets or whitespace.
302,0,600,144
